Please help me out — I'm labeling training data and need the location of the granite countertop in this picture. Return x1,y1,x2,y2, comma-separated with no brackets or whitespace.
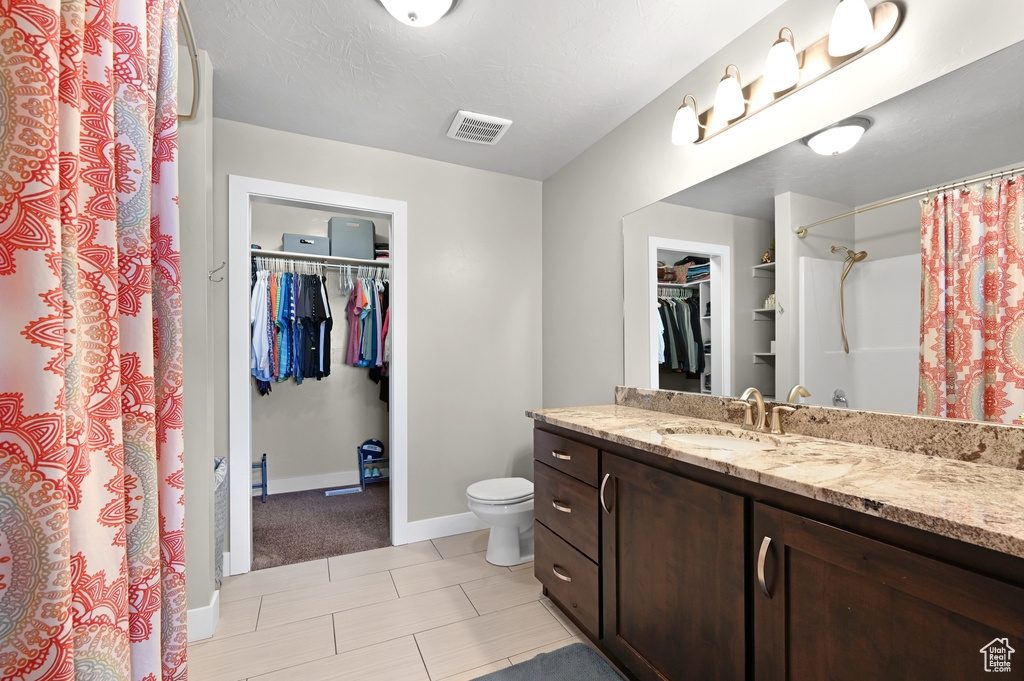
527,404,1024,560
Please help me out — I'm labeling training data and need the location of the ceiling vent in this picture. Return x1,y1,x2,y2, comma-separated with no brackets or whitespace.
446,111,512,145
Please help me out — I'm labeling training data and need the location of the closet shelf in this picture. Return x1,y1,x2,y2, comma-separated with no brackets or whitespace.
752,308,776,320
657,278,710,289
752,262,776,278
753,352,776,365
252,248,388,268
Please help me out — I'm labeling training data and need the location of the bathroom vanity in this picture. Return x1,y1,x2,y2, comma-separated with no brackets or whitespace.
530,395,1024,681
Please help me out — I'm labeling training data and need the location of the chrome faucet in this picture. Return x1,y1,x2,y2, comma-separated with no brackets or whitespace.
732,387,767,432
787,384,811,404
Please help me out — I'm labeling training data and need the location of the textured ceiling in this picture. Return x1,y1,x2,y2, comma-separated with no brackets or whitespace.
664,40,1024,219
187,0,787,180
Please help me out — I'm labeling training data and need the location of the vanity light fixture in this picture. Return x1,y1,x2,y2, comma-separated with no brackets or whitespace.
828,0,875,56
671,95,701,145
671,3,900,146
763,28,800,93
380,0,454,27
714,65,746,122
803,117,871,156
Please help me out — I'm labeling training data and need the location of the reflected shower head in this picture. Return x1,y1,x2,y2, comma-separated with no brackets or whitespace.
830,245,868,262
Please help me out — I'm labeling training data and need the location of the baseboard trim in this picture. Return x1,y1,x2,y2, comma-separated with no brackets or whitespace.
252,471,361,496
404,511,488,544
187,588,220,642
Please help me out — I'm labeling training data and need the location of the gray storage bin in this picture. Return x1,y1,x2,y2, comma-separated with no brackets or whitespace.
329,217,374,260
282,233,330,256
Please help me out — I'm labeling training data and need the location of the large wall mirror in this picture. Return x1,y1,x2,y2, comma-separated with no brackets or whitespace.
624,39,1024,421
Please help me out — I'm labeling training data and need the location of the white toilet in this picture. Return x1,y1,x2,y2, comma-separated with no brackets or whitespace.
466,477,535,566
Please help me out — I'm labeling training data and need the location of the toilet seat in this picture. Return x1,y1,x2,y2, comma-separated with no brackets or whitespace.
466,477,533,505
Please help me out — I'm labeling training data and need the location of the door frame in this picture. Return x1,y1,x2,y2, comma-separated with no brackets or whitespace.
648,237,731,395
227,175,409,575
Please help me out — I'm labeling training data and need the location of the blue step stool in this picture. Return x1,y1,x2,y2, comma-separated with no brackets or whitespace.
253,452,267,503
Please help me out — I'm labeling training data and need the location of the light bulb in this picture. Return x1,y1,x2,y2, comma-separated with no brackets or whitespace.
671,96,700,145
380,0,454,27
828,0,874,57
805,118,871,155
763,29,799,93
714,66,745,122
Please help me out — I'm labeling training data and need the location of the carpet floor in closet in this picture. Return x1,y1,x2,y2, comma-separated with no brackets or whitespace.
252,482,390,570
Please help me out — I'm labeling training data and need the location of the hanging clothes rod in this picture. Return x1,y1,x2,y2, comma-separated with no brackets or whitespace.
251,248,388,268
796,165,1024,238
252,256,388,274
178,0,200,121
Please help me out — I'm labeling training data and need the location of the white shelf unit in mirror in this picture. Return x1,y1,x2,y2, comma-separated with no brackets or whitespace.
651,238,730,398
751,261,776,394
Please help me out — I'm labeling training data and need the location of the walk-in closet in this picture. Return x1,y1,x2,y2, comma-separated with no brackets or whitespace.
247,199,393,570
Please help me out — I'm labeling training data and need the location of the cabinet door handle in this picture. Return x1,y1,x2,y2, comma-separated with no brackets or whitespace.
599,474,611,514
552,500,572,514
551,450,571,461
757,536,773,599
552,565,572,582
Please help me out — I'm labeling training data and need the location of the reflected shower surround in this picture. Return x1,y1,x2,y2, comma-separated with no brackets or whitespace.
0,1,187,679
919,176,1024,423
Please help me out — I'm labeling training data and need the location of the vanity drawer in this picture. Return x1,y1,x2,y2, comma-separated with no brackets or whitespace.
534,429,599,486
535,462,599,561
535,522,599,637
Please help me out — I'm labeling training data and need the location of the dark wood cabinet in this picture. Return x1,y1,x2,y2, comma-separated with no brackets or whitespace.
600,452,747,681
532,422,1024,681
753,503,1024,681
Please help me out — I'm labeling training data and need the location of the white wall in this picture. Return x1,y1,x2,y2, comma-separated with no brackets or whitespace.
212,120,543,523
178,47,216,610
542,0,1024,408
622,201,773,396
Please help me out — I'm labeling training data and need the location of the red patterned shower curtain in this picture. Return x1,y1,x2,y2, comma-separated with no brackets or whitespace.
0,0,186,679
919,175,1024,423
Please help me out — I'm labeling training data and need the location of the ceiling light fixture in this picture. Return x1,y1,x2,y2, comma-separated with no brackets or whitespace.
763,28,800,93
714,65,746,122
380,0,454,27
671,95,701,145
828,0,875,57
803,117,871,155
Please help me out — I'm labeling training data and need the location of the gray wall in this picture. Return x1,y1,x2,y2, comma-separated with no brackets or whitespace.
211,120,544,527
542,0,1024,409
178,47,216,611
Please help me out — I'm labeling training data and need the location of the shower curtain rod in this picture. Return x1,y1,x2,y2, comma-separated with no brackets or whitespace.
177,0,200,121
796,165,1024,238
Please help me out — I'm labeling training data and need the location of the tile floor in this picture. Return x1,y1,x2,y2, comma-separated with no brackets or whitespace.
189,529,608,681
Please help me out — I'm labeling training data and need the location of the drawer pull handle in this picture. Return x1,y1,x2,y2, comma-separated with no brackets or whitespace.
600,474,611,514
757,536,773,599
551,450,571,461
552,565,572,583
552,500,572,514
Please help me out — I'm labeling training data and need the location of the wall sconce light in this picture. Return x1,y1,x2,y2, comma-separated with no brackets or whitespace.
763,28,799,93
380,0,454,27
714,65,746,122
672,95,702,145
828,0,874,56
803,117,872,155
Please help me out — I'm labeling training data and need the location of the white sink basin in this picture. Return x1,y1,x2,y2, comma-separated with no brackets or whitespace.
664,432,777,452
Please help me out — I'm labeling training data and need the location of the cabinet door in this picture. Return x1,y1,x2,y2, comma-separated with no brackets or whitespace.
601,452,746,681
753,503,1024,681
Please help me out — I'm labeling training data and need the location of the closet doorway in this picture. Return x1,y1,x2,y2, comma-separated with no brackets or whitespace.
648,237,731,395
227,176,409,576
